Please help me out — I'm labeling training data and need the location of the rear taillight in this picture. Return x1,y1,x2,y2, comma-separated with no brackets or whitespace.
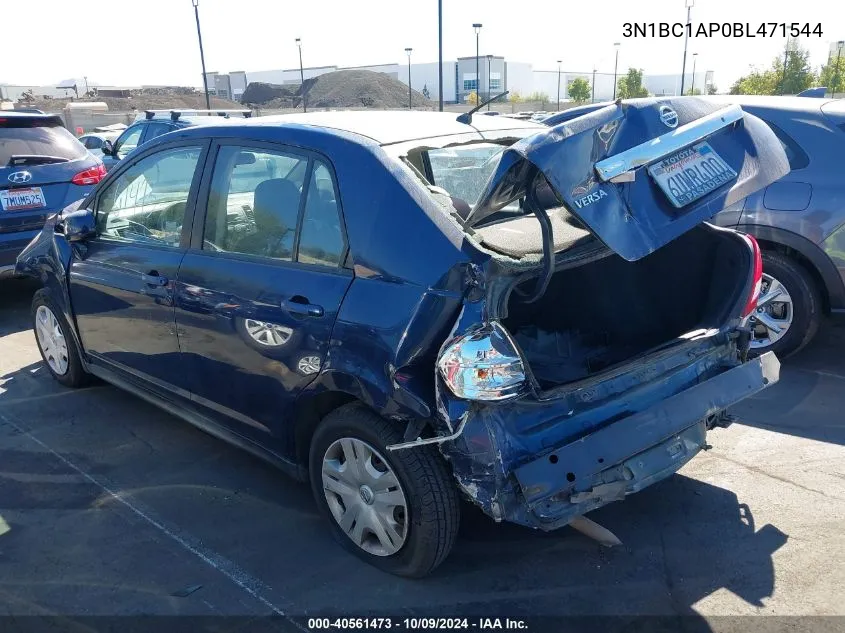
741,234,763,317
437,322,527,401
72,163,106,186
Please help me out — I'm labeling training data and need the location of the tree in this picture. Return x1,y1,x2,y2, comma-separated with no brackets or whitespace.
819,53,845,95
567,77,591,103
616,68,649,99
706,84,718,95
526,91,549,107
685,87,702,95
466,91,479,105
508,90,524,104
730,42,816,95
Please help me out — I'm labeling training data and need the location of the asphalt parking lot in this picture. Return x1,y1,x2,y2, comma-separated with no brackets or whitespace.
1,278,844,628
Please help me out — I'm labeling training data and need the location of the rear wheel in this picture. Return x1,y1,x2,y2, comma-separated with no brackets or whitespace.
31,290,90,388
309,404,459,577
750,252,821,358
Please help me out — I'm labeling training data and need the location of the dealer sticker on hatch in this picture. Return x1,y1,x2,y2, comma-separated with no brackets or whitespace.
647,142,737,208
0,187,47,212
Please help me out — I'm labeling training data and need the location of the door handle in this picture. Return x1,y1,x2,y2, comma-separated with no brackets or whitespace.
141,272,168,287
280,298,324,317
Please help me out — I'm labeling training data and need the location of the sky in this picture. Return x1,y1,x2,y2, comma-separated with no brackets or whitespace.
2,0,840,92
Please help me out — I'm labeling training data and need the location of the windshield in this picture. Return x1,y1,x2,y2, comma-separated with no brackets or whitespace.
426,143,507,207
0,120,87,165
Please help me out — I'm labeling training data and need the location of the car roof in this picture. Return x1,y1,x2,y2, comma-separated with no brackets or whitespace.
176,110,545,146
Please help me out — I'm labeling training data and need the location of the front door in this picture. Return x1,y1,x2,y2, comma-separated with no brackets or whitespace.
175,142,352,450
69,141,208,393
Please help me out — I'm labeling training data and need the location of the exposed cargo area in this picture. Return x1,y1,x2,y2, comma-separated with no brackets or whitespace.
503,226,750,388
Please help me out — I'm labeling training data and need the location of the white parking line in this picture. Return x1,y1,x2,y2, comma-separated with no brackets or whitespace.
0,410,303,626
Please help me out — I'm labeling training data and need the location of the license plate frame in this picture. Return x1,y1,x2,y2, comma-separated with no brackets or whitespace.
647,142,737,209
0,187,47,212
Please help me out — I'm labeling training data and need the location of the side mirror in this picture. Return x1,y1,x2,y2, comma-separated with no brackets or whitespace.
60,208,96,242
101,140,114,156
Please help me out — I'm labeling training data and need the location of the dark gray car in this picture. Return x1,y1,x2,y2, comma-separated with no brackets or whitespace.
544,96,845,357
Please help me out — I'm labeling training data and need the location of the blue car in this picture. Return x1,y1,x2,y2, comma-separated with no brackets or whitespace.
17,102,786,577
100,109,252,171
545,96,845,358
0,112,104,279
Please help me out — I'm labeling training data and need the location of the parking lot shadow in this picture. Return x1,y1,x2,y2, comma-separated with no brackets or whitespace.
732,321,845,445
0,278,40,337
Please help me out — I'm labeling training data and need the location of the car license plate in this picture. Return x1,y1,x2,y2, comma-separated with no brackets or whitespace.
0,187,47,212
647,142,737,208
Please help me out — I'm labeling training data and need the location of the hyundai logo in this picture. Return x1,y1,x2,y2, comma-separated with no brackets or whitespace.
8,171,33,184
659,106,679,129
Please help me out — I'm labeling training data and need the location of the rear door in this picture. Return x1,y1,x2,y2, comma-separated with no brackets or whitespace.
103,122,144,170
469,98,790,261
68,140,209,393
175,141,352,448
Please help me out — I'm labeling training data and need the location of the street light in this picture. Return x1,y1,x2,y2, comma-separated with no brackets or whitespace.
612,42,621,100
487,55,493,109
679,0,694,95
296,38,306,112
438,0,443,111
473,23,482,105
690,52,698,95
556,60,562,111
192,0,211,110
405,48,413,110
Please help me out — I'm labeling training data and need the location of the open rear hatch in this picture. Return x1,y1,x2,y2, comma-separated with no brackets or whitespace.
466,97,789,262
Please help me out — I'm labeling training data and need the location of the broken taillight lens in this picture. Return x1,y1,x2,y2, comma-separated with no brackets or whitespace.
437,322,526,401
741,234,763,318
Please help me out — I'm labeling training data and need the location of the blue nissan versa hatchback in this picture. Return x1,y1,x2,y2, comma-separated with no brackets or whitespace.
1,112,104,279
17,100,787,577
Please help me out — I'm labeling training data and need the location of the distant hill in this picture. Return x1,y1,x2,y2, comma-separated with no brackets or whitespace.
242,69,432,110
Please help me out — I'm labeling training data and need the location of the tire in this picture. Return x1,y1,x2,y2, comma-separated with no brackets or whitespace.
31,289,90,388
750,251,821,358
309,403,460,578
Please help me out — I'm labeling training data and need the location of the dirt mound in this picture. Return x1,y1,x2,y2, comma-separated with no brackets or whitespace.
245,70,432,110
28,91,243,114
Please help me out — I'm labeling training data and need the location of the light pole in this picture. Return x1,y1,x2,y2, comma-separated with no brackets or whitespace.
405,48,413,110
612,42,621,99
679,0,694,95
296,38,306,112
192,0,211,110
83,76,89,97
438,0,443,111
487,55,492,109
690,52,698,94
834,41,844,96
473,23,482,104
591,67,596,103
556,60,562,110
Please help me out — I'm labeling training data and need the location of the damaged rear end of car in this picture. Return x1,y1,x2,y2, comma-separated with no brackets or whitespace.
393,98,788,531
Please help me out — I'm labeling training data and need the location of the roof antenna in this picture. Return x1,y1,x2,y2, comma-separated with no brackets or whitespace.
457,90,509,125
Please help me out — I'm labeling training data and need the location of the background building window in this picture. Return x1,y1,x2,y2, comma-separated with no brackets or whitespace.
463,79,478,91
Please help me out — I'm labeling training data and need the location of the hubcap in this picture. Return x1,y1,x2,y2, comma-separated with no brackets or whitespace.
749,273,794,349
34,305,69,375
297,354,321,375
243,319,293,347
321,437,408,557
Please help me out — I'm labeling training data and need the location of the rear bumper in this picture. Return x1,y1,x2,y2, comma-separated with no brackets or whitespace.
512,352,780,529
442,351,780,531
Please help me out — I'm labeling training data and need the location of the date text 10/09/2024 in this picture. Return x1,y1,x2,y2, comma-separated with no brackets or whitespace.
307,618,529,630
623,22,823,38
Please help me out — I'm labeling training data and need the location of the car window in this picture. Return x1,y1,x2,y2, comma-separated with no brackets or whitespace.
96,146,202,248
203,146,308,260
297,161,345,267
82,136,102,150
0,119,87,164
144,122,175,142
114,125,144,160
